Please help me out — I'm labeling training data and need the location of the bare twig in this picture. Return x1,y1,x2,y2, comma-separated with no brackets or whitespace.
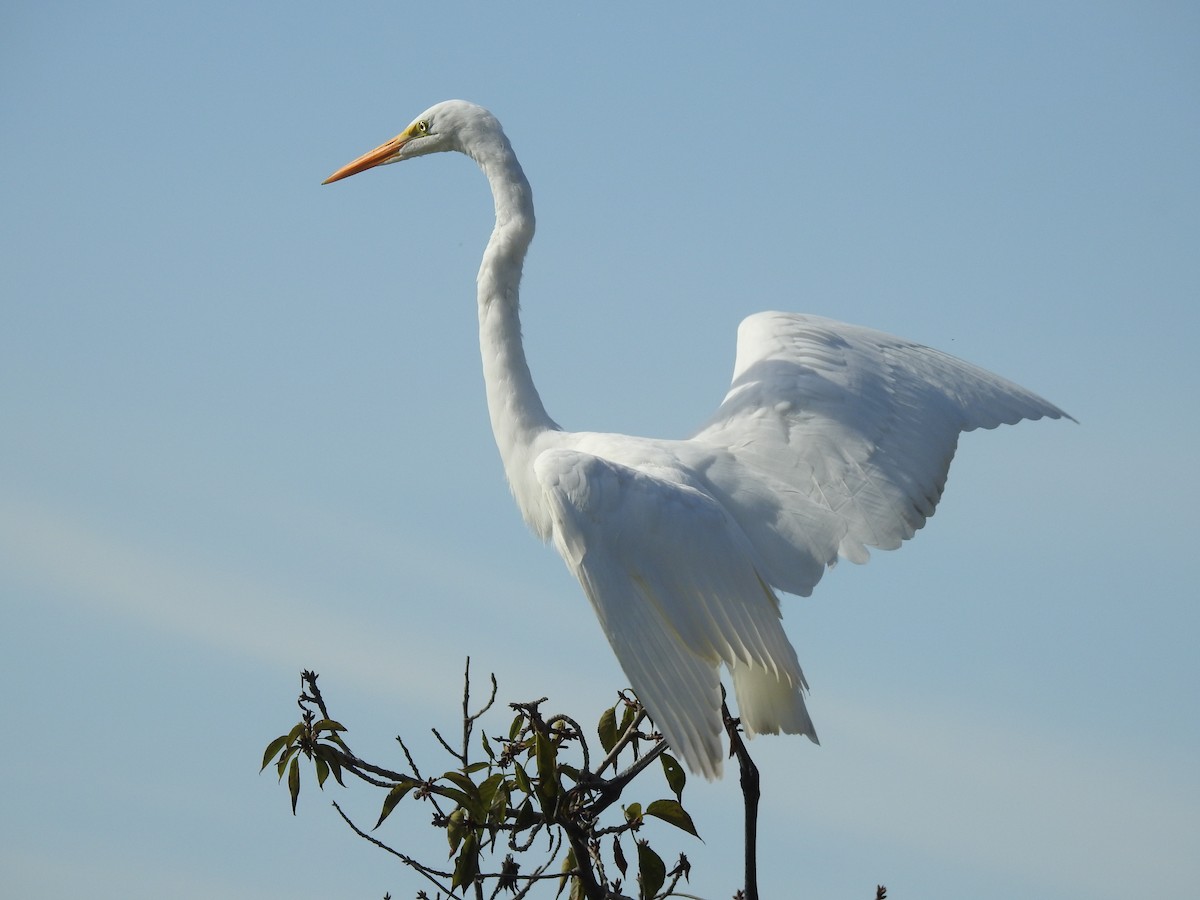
462,657,499,763
431,725,460,760
661,853,692,897
331,800,460,898
394,734,423,779
334,797,567,900
545,713,588,773
300,670,331,721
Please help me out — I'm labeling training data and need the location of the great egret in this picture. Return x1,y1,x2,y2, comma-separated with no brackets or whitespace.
324,100,1070,779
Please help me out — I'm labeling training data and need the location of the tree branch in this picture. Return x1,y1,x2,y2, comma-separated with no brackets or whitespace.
722,692,759,900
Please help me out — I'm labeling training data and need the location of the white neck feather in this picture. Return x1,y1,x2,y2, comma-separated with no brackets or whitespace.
471,130,560,537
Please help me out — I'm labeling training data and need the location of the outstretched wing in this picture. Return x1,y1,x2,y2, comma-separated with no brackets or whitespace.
692,312,1071,579
533,446,815,779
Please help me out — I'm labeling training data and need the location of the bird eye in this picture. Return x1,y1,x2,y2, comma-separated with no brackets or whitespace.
416,120,430,135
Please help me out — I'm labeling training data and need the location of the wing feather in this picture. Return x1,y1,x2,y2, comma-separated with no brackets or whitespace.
692,312,1072,566
528,313,1069,777
534,447,815,778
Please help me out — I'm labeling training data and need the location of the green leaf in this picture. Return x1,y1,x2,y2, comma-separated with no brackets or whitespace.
442,770,480,795
660,753,685,802
287,757,300,815
534,730,556,775
260,734,290,772
618,702,636,738
559,764,581,784
451,832,479,890
428,785,473,812
533,732,559,807
478,772,508,812
275,744,298,780
509,713,524,740
373,778,415,830
439,770,486,817
597,705,618,753
512,798,537,832
480,731,494,760
485,780,511,829
327,756,344,786
463,760,490,774
312,718,347,733
513,761,532,795
613,835,628,877
315,756,329,789
323,730,351,752
446,807,467,855
624,802,643,824
645,799,699,838
636,841,666,900
314,746,345,787
556,847,576,899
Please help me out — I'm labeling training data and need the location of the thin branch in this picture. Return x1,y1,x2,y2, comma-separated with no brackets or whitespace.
474,673,500,721
394,733,448,819
323,746,411,786
545,713,589,773
588,741,668,818
431,725,460,760
509,697,550,719
339,762,400,789
590,821,640,839
300,670,331,721
462,657,499,765
331,801,461,898
395,734,424,780
336,797,571,900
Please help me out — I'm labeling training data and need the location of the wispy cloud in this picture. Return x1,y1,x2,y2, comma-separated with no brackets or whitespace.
0,496,445,699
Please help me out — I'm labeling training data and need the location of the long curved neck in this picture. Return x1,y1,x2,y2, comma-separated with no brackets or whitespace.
471,132,559,532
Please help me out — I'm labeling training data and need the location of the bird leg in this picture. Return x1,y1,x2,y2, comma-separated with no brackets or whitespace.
722,690,760,900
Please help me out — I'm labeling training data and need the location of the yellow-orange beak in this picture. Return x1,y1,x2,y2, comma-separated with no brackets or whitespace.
322,132,411,184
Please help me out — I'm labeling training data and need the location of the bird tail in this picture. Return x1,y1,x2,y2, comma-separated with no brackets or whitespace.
730,658,820,744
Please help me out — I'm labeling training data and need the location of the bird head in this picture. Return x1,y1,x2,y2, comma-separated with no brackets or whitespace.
322,100,500,184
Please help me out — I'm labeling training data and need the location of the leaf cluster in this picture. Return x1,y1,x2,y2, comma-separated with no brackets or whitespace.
261,664,700,900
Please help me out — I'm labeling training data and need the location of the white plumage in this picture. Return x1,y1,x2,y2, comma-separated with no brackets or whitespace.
324,100,1070,779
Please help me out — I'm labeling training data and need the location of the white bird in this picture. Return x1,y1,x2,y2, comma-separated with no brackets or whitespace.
324,100,1071,779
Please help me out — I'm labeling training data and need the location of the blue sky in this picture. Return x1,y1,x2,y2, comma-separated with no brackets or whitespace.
2,2,1197,898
